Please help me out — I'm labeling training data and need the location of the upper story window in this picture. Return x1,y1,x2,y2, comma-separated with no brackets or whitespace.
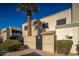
24,26,28,31
57,18,66,25
42,23,49,28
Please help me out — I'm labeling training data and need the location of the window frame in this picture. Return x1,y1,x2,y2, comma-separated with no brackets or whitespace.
57,18,66,25
42,22,49,28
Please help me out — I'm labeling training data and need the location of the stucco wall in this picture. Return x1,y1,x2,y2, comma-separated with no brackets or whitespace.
24,31,56,53
1,28,7,41
22,19,38,37
40,9,71,31
22,23,28,37
72,3,79,23
24,36,36,49
22,9,71,37
22,6,79,54
56,27,79,53
42,34,55,53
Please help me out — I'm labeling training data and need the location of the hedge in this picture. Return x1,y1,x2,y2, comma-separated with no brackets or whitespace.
0,38,3,44
56,40,73,55
0,39,21,52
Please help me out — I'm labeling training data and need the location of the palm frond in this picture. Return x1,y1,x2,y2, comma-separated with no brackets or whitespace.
16,3,38,15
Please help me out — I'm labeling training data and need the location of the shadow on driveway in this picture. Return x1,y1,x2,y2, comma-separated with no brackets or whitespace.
0,52,6,56
21,52,42,56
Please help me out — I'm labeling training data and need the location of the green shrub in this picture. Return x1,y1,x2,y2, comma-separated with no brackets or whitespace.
0,43,4,51
56,40,73,55
0,38,3,44
0,39,21,52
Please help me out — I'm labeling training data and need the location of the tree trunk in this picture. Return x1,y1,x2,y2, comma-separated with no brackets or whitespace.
27,15,32,36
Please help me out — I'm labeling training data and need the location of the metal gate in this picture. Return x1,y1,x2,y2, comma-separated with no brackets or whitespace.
36,35,42,50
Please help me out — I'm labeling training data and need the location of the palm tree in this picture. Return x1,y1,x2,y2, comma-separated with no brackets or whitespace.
33,20,48,35
17,3,38,36
33,20,43,35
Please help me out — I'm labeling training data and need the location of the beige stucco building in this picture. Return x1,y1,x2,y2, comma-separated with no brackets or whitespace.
22,3,79,54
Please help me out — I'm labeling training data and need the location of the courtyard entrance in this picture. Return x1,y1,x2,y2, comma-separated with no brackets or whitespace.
36,31,56,53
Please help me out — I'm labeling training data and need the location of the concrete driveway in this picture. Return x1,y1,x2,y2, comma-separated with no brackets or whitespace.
4,49,60,56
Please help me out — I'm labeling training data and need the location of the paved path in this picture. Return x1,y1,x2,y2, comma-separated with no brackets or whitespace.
4,49,77,56
4,49,63,56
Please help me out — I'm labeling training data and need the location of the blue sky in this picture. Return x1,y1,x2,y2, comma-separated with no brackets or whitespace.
0,3,72,30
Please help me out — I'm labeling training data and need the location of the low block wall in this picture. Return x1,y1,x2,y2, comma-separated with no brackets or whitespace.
24,36,36,49
24,31,56,53
42,34,55,53
41,31,56,53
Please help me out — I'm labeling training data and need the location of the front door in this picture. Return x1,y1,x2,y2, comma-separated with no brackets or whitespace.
36,35,42,50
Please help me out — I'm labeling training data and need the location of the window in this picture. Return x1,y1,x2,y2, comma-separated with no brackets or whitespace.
42,23,49,28
24,26,28,30
66,35,72,39
57,18,66,25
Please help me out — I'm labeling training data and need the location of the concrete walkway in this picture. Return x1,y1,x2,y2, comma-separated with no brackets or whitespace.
4,49,63,56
